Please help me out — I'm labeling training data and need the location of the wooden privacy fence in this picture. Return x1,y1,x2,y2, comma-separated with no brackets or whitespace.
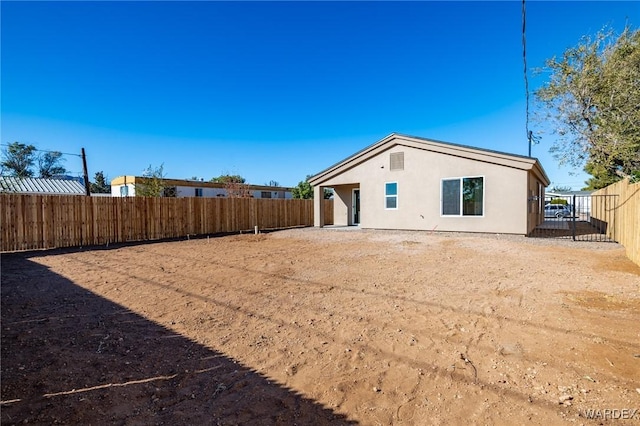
0,195,334,252
592,178,640,266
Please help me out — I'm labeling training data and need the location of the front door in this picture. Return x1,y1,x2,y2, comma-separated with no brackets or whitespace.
352,189,360,225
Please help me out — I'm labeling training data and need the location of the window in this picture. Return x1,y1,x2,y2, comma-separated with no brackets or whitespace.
390,152,404,171
163,187,177,197
261,191,272,198
442,179,460,215
195,188,203,197
385,182,398,209
441,177,483,216
120,186,129,197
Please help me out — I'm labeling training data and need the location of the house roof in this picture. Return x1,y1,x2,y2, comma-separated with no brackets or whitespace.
308,133,550,186
0,176,86,195
111,176,293,192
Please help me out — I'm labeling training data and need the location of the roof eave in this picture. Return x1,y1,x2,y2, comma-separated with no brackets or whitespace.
309,133,550,186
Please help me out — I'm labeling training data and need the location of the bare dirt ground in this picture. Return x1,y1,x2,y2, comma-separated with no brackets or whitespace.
2,227,639,425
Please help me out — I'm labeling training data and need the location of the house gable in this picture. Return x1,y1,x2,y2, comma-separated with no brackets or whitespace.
309,133,550,187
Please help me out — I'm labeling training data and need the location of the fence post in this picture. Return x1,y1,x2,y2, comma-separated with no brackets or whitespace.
572,194,576,241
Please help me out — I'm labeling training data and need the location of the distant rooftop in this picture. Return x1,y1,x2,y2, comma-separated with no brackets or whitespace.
0,176,86,195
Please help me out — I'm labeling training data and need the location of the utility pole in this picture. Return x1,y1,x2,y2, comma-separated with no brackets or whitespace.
81,148,91,196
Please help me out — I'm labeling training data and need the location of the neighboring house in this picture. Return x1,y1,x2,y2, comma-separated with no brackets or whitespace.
308,133,550,235
0,176,86,195
111,176,293,199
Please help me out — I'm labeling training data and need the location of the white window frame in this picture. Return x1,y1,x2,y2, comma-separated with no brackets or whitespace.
385,181,398,210
440,176,484,217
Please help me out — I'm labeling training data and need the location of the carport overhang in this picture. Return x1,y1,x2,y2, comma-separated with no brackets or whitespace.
312,183,361,227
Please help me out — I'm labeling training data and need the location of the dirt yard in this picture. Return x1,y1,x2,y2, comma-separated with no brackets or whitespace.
2,227,639,425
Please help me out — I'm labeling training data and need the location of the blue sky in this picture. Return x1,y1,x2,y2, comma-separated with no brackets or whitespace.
1,1,638,189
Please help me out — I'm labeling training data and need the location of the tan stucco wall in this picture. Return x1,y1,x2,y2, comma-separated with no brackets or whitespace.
321,145,530,234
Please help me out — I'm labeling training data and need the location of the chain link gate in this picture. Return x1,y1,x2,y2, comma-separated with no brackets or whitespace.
529,194,619,242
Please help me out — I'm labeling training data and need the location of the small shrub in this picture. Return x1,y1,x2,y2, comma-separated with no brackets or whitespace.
549,198,568,205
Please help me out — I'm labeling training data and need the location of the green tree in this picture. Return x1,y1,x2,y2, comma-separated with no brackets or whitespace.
90,171,111,194
292,176,313,199
210,174,246,184
37,151,67,178
549,198,568,205
136,164,167,197
1,142,36,177
292,175,332,199
535,27,640,189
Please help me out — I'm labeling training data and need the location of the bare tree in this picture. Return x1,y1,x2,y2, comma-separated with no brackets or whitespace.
211,174,252,197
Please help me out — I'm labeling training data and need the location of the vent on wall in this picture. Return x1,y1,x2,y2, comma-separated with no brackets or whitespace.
390,152,404,171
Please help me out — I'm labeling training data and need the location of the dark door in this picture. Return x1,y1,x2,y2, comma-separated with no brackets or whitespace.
353,189,360,225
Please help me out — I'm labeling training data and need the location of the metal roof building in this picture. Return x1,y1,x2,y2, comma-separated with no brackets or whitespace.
0,176,86,195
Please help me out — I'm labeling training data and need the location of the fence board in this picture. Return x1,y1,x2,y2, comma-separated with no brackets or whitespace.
592,178,640,266
0,195,334,252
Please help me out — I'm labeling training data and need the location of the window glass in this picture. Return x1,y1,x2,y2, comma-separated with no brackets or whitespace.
385,182,397,209
385,182,397,195
163,187,177,197
442,177,483,216
462,177,483,216
442,179,460,215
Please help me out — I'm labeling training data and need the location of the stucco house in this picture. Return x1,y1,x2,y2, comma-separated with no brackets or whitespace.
308,133,550,235
111,176,293,199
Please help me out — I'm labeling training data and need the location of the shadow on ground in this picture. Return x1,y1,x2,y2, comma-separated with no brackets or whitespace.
529,220,613,241
1,253,355,425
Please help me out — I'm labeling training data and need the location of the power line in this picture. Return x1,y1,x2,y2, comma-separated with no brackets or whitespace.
0,143,82,158
522,0,534,157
